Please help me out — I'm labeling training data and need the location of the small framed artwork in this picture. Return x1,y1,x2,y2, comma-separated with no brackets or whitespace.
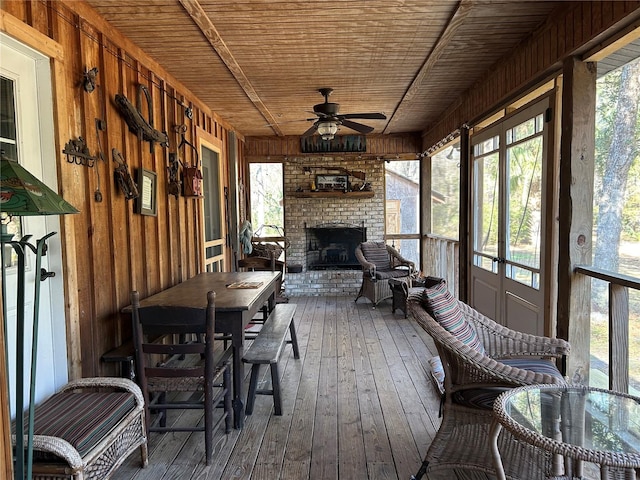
316,174,348,191
135,168,157,216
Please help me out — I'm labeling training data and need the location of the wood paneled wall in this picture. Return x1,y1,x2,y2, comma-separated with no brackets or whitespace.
1,1,238,379
422,1,640,150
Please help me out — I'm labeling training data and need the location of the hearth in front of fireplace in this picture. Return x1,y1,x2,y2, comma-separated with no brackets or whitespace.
305,223,366,270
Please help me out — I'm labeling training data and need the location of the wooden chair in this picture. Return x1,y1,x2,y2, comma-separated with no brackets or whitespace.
354,241,414,307
238,254,286,303
130,290,232,465
407,281,571,480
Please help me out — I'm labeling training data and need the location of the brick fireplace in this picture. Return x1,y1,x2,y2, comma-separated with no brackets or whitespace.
283,156,385,296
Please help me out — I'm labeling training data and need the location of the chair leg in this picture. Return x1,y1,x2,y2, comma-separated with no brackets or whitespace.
246,364,261,415
270,363,282,416
410,460,429,480
223,365,232,433
205,373,214,465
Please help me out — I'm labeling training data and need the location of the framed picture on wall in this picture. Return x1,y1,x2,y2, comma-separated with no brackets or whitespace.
135,168,157,216
316,174,348,191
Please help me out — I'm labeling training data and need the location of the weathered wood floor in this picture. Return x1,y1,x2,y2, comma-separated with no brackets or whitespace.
111,296,490,480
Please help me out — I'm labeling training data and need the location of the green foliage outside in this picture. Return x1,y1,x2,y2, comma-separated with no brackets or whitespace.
431,144,460,240
592,56,640,392
249,163,284,233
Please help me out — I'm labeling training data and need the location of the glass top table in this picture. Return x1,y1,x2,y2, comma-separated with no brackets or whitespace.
491,384,640,480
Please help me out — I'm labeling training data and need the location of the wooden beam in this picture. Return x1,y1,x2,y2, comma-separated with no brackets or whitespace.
0,10,63,60
557,57,596,385
385,0,474,133
178,0,284,137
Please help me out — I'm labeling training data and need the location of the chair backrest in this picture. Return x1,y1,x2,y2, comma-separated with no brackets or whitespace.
357,241,391,269
130,290,216,398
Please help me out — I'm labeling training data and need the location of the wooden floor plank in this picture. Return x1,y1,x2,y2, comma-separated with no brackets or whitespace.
109,296,492,480
310,297,339,480
337,297,368,479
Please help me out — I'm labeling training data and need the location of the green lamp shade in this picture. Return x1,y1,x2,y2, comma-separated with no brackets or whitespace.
1,158,78,215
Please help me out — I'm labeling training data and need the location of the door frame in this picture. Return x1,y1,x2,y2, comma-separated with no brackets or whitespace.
197,127,228,272
0,18,74,478
468,93,557,336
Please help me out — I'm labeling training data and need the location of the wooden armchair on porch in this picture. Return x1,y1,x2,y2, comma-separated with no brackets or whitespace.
407,279,571,480
354,241,414,307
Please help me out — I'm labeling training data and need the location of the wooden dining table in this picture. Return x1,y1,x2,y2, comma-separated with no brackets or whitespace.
126,271,281,428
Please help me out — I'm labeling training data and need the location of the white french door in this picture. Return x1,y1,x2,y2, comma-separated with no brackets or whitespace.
1,33,68,415
470,97,551,336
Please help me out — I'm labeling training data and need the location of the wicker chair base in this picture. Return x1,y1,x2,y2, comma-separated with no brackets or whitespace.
421,404,553,479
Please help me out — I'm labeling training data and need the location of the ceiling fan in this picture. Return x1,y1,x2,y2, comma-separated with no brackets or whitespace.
301,88,386,140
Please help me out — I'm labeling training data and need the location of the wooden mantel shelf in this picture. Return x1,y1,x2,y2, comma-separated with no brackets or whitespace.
291,190,375,199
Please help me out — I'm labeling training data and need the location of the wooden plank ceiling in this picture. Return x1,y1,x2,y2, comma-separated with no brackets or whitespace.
85,0,565,138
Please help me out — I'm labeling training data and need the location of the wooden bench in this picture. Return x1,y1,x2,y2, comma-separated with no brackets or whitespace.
242,303,299,415
101,340,136,380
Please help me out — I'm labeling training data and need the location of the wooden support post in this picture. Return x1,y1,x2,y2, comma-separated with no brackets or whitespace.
557,57,596,385
458,127,470,303
420,153,432,277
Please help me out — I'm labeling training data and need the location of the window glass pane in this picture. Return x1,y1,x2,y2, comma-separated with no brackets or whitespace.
201,146,221,243
0,75,22,267
386,238,419,268
505,135,542,272
473,136,499,156
591,55,640,396
506,114,544,144
432,142,460,240
250,163,283,230
385,160,420,235
473,151,499,259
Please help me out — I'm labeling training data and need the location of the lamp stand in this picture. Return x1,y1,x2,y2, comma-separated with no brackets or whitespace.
1,231,56,480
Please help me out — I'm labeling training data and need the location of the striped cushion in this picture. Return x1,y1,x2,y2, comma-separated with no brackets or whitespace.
21,391,136,457
360,242,391,270
452,358,564,409
422,280,485,354
375,268,410,280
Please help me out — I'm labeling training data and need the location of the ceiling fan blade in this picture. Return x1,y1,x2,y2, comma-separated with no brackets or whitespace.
340,113,387,120
301,123,318,138
341,119,374,134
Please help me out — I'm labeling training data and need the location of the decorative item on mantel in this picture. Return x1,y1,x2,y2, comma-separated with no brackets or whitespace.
0,154,78,480
114,84,169,153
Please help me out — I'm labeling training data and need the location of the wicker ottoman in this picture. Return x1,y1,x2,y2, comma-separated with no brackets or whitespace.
13,377,148,480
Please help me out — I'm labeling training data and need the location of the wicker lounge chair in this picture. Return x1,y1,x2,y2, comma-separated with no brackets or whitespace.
407,281,570,480
354,241,414,307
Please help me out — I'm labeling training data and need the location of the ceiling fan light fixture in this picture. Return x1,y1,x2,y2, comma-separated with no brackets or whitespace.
317,121,338,140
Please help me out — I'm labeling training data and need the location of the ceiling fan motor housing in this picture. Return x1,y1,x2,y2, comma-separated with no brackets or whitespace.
313,102,340,117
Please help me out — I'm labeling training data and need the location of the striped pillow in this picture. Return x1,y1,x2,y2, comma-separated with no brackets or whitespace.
423,280,485,354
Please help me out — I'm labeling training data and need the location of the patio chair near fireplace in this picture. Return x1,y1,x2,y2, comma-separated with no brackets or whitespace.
354,241,415,308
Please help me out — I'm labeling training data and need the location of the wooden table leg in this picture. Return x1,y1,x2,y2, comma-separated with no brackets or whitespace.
230,320,245,428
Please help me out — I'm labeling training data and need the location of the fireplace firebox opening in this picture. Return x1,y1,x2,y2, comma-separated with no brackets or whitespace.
305,222,366,270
